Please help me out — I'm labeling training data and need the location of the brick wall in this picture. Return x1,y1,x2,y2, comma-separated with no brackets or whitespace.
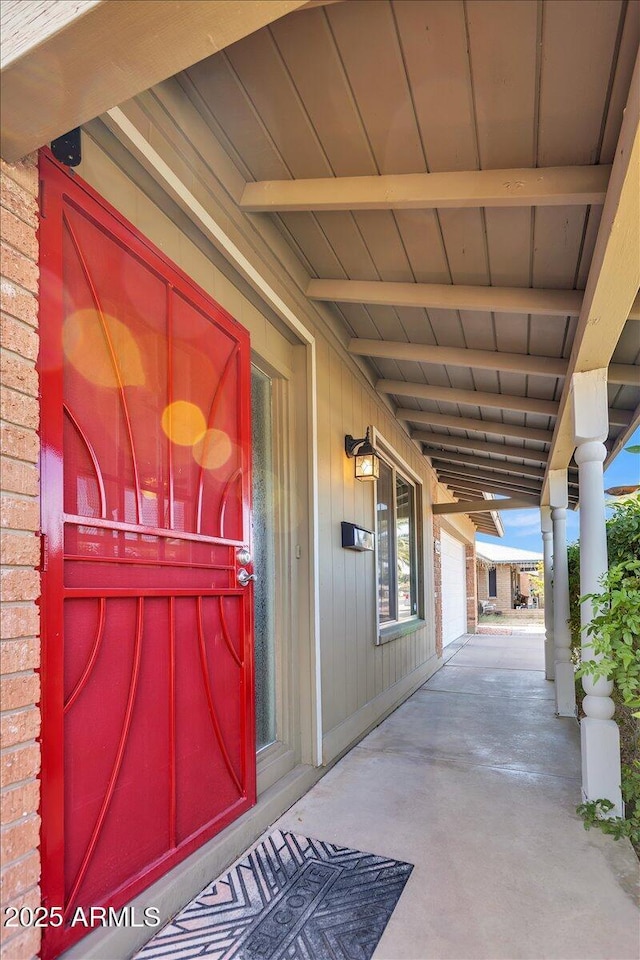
432,517,443,657
1,155,41,960
465,544,477,634
496,566,513,611
477,565,489,602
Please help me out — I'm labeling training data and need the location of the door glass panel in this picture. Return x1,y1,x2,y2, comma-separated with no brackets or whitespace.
251,366,276,750
395,475,416,618
376,460,395,623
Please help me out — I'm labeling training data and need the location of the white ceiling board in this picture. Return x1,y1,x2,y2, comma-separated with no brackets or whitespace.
393,0,477,172
466,0,539,169
485,208,533,287
494,313,530,354
224,29,333,178
277,212,345,278
185,55,290,180
538,0,623,165
314,213,378,279
393,307,438,347
392,210,451,283
269,8,377,176
532,206,589,288
600,0,640,162
326,0,426,175
457,311,496,350
353,211,415,282
438,208,490,286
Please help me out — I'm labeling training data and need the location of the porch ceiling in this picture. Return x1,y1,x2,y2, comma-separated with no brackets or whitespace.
17,0,639,528
170,0,639,517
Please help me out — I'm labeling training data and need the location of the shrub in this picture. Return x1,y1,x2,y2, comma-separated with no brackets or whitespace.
573,495,640,851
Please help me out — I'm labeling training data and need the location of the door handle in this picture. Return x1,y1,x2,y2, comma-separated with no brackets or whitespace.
237,568,256,586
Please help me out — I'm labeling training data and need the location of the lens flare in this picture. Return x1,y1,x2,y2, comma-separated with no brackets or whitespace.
161,401,207,446
192,428,233,471
63,310,145,387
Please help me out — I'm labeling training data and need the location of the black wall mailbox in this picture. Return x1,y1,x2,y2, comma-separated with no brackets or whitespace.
341,521,375,552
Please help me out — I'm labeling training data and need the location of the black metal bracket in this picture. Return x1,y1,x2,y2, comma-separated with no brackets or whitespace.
51,128,81,167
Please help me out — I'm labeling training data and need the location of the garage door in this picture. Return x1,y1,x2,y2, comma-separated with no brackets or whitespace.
441,531,468,646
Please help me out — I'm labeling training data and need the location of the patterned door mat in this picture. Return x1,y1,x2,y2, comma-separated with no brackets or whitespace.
135,830,413,959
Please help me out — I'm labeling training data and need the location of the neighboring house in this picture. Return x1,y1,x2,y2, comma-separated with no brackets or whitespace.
476,542,544,612
0,3,638,960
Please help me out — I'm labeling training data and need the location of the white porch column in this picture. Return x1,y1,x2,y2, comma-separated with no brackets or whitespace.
571,369,623,816
549,470,576,717
541,506,555,680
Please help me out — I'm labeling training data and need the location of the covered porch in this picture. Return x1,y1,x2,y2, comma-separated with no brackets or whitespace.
1,3,639,959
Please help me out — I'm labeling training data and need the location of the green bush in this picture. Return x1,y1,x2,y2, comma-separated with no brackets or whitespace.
572,495,640,850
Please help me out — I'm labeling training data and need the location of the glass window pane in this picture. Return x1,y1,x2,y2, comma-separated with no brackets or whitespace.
251,366,276,750
377,460,395,622
395,475,416,619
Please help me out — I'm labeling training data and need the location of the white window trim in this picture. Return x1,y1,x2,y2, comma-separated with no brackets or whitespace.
371,429,425,645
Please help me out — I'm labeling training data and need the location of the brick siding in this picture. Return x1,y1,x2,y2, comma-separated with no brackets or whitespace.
0,155,41,960
477,564,513,612
465,544,477,633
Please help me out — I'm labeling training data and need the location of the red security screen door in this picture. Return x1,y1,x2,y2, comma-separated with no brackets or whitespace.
39,153,256,958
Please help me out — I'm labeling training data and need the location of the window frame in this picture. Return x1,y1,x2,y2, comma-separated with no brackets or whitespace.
372,429,425,645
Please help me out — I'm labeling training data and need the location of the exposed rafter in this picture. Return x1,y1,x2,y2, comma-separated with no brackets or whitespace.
424,449,547,479
441,474,578,498
434,469,542,495
350,339,639,384
414,433,548,464
349,339,567,377
436,468,541,491
309,279,582,318
377,380,558,417
609,363,640,387
395,409,553,444
433,498,539,515
241,164,611,211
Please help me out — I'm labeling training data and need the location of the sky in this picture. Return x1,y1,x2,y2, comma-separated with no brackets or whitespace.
476,426,640,554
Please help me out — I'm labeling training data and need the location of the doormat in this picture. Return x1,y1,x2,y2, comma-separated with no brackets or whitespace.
134,829,413,960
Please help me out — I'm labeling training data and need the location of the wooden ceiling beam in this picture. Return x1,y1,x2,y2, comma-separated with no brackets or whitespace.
241,165,610,212
440,474,542,498
395,409,553,444
309,279,582,318
352,339,639,384
377,380,559,417
436,462,579,489
349,338,567,377
414,433,548,464
608,363,640,387
427,464,544,490
434,469,542,495
418,442,547,478
433,498,539,515
423,448,546,478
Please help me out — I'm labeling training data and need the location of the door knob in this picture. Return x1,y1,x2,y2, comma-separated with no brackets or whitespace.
237,547,252,565
237,568,256,586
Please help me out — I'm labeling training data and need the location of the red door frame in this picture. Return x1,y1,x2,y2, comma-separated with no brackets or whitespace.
38,150,256,958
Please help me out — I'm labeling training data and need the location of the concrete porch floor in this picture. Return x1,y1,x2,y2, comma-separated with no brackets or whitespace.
273,631,639,960
136,631,639,960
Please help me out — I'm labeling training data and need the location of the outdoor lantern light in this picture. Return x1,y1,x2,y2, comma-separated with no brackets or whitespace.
345,428,380,481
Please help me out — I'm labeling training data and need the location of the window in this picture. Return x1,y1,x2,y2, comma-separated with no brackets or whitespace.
376,452,422,641
251,365,276,751
488,567,497,598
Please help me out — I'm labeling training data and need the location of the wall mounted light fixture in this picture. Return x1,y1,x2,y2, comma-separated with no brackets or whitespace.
344,427,380,481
